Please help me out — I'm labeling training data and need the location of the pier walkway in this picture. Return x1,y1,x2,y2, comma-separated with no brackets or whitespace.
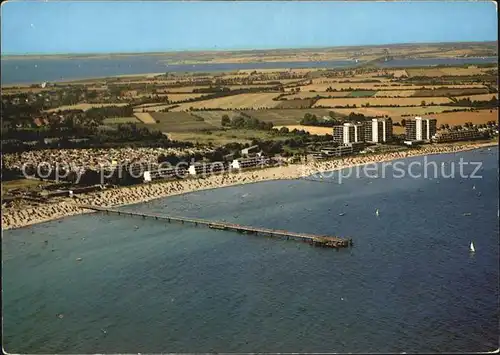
79,205,352,249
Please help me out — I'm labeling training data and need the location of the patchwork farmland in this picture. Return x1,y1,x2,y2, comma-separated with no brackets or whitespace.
313,97,452,108
170,93,282,110
330,106,473,119
45,103,129,112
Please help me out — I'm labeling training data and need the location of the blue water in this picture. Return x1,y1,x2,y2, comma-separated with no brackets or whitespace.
2,148,499,353
1,56,497,85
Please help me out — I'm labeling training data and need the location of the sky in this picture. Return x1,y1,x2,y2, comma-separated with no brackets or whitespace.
1,1,498,55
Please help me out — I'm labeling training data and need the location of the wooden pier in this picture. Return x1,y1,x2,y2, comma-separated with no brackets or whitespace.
79,205,352,249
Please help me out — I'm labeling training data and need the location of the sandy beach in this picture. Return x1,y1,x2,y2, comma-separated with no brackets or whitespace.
2,141,496,231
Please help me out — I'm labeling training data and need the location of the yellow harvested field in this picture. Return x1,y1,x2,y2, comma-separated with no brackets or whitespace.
406,67,488,78
373,90,417,97
437,67,486,76
393,126,405,135
391,70,408,78
312,77,392,84
422,109,498,126
313,97,451,108
416,84,487,89
133,112,156,124
158,86,212,93
133,104,177,112
453,94,498,101
45,103,128,112
296,83,486,92
274,125,333,135
331,106,472,119
261,79,306,85
170,93,281,110
237,68,314,74
406,68,446,77
167,93,210,103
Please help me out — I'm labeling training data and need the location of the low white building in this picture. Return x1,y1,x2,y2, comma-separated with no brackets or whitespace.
188,162,225,176
231,156,268,170
241,145,260,157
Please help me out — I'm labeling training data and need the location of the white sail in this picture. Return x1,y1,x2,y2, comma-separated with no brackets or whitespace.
469,241,475,252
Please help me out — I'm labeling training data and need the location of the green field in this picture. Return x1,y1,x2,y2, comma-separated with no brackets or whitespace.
146,112,218,132
347,90,377,97
103,116,139,124
139,109,341,133
188,110,241,127
244,109,337,125
411,87,489,97
168,129,290,145
275,99,315,109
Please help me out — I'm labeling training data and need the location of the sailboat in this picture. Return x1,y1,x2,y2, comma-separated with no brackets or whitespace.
472,185,476,190
375,209,380,217
469,241,475,253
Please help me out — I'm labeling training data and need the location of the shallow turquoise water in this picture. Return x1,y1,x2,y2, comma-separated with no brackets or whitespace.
2,147,498,353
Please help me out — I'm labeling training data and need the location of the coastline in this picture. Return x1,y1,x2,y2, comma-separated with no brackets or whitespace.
2,57,497,87
1,141,497,231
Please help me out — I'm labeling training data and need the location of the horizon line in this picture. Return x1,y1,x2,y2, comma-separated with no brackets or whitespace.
1,40,497,57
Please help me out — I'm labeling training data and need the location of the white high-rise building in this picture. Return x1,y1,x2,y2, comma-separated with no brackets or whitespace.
405,116,437,141
333,123,364,144
365,118,393,143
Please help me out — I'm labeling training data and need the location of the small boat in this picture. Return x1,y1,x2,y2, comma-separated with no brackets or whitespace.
338,213,345,216
375,209,380,217
463,213,472,216
472,185,476,190
469,241,475,253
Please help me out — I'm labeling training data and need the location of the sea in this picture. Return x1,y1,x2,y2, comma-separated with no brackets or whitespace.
2,147,499,353
1,56,497,85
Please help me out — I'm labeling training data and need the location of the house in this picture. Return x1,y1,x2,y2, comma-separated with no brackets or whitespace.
143,167,185,182
231,156,269,170
44,137,61,145
241,145,260,157
188,162,225,176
